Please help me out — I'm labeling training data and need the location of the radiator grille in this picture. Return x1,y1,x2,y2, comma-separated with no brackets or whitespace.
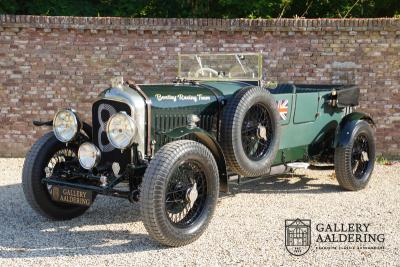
92,99,131,167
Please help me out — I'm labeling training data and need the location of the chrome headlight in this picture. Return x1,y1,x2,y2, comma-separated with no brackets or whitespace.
78,142,101,170
106,112,137,149
53,109,80,142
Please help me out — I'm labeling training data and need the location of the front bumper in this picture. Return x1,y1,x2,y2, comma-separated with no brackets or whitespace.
42,164,146,200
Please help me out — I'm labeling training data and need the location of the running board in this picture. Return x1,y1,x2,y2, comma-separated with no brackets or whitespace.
228,164,290,185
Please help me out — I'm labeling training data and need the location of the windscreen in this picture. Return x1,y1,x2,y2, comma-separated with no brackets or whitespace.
178,53,262,81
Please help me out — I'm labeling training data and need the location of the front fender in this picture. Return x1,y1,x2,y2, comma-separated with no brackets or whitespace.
33,120,93,140
165,126,228,193
334,112,375,148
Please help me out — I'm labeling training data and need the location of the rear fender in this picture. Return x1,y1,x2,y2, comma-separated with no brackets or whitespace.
165,126,229,193
334,112,375,148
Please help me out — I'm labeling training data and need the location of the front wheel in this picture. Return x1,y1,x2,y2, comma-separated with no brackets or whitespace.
140,140,219,246
334,120,376,191
22,132,93,220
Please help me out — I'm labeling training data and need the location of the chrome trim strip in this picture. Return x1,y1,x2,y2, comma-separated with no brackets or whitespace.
127,80,152,158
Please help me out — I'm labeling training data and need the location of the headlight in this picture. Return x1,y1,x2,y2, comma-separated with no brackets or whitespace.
53,109,79,142
106,112,137,149
78,142,101,170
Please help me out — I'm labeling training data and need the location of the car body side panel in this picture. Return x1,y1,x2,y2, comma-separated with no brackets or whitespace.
138,82,350,167
273,93,294,126
272,91,344,165
139,82,250,150
140,84,220,150
293,92,319,123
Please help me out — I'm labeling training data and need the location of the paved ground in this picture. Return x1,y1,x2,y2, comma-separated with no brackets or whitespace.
0,158,398,266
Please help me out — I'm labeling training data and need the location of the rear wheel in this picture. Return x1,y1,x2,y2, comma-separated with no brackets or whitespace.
22,132,93,220
334,121,376,191
140,140,219,246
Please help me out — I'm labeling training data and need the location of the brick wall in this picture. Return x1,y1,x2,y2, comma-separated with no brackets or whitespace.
0,15,399,158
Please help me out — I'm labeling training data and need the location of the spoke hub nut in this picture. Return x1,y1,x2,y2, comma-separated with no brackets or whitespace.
186,183,198,208
257,124,267,140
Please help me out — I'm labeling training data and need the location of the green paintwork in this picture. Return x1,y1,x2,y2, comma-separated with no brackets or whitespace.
139,82,251,150
140,84,218,109
138,81,360,169
273,90,344,164
139,84,223,149
164,125,210,139
293,92,319,123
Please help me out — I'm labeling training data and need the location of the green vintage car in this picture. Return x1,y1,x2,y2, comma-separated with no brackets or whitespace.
23,53,375,246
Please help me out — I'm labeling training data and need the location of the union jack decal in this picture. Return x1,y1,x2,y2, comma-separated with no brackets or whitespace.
277,99,289,120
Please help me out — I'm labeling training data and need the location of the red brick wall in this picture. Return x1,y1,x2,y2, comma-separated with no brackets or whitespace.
0,15,399,158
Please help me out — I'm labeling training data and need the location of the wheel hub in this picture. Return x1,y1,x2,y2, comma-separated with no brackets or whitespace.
241,103,273,161
165,160,207,227
257,123,267,140
351,134,370,179
361,151,369,162
186,182,198,209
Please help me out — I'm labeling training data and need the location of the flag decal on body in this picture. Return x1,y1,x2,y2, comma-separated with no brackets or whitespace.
277,99,289,120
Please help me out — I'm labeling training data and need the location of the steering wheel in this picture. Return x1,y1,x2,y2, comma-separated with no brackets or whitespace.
194,67,219,78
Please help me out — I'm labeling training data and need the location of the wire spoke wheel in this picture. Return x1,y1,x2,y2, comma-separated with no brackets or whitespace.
140,140,219,246
241,103,273,161
165,160,207,227
221,87,281,177
22,132,93,220
351,134,370,179
45,148,77,177
334,120,376,191
44,148,77,191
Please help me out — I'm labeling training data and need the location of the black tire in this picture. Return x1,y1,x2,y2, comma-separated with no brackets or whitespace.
334,120,376,191
221,87,281,177
140,140,219,247
22,132,93,220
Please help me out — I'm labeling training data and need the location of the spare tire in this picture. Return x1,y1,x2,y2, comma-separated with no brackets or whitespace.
221,87,281,177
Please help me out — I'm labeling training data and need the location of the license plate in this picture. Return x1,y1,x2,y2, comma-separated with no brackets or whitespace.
50,186,92,206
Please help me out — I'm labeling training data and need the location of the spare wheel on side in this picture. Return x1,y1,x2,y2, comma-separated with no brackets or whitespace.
221,87,281,177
